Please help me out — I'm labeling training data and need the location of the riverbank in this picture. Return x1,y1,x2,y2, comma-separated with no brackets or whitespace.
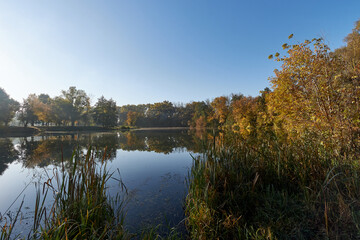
0,126,40,137
0,126,133,137
135,127,190,131
185,133,360,239
0,126,192,138
37,125,131,133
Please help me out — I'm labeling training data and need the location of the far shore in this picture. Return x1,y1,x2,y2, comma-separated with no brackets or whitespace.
0,126,40,137
134,127,190,131
0,126,190,138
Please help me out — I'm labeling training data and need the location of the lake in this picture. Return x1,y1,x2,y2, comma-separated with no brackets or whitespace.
0,129,208,236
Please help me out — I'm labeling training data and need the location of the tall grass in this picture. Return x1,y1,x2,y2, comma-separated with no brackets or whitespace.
1,147,130,240
186,133,360,239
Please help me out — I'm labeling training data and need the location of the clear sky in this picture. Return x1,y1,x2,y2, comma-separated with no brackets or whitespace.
0,1,359,106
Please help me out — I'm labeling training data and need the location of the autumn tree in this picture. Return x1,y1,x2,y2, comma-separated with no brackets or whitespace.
126,111,139,126
18,94,38,127
334,20,360,78
333,20,360,140
210,96,230,129
118,104,148,126
232,96,258,136
268,35,359,150
35,94,52,125
184,101,211,129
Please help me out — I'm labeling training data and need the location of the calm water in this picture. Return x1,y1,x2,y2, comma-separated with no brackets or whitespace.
0,129,208,236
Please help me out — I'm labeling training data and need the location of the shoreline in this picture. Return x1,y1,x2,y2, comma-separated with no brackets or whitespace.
0,126,190,138
0,126,40,137
134,127,190,131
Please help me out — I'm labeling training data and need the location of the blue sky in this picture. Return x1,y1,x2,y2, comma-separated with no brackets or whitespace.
0,1,359,106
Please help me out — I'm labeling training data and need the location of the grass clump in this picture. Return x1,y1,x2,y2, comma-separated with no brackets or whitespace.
1,147,130,240
38,147,128,239
186,134,360,239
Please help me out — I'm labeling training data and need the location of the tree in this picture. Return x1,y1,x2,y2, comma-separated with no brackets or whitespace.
35,94,53,125
18,94,54,127
50,97,73,126
38,94,51,104
93,96,118,127
186,101,212,129
18,94,38,127
61,87,90,126
232,96,258,136
126,111,139,126
334,19,360,79
268,36,359,149
0,88,19,126
118,104,148,126
210,96,230,129
146,101,175,127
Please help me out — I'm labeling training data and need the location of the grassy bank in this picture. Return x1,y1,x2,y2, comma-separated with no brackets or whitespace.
186,134,360,239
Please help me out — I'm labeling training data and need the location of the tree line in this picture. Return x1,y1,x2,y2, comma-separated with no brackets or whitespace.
0,86,210,128
1,19,360,151
0,86,116,127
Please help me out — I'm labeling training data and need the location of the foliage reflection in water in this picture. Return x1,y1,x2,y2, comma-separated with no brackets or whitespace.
0,129,209,237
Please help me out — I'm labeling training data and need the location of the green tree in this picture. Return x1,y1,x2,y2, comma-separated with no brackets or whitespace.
93,96,118,127
146,101,175,126
50,97,73,126
61,87,90,126
0,88,19,126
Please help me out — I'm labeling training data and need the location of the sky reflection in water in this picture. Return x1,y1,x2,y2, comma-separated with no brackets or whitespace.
0,129,208,234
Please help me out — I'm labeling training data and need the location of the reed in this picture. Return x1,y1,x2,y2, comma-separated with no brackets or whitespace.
186,133,360,239
1,147,130,240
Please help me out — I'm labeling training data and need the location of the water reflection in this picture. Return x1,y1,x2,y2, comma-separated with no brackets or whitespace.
0,130,209,171
0,138,19,175
0,129,211,234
